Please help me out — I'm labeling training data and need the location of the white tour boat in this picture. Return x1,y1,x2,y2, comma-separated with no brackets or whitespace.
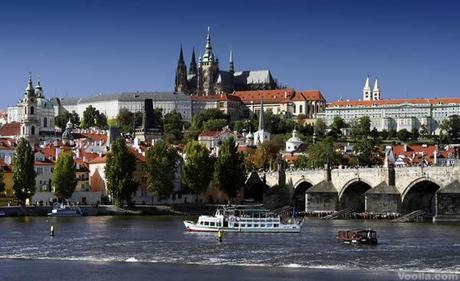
184,205,302,233
48,203,82,217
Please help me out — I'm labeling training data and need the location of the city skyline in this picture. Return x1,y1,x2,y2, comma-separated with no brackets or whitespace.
1,0,459,109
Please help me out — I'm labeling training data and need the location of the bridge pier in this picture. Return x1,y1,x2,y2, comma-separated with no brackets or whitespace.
434,180,460,223
305,181,338,213
365,182,401,214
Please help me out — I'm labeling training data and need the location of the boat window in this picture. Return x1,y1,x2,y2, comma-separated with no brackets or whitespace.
274,224,279,228
247,224,252,227
260,224,265,227
204,221,209,226
234,223,239,227
210,222,215,226
200,221,203,225
216,223,221,227
241,224,246,227
253,224,258,227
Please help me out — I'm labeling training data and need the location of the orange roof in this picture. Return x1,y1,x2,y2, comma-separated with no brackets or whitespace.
89,155,107,164
73,132,107,143
0,138,15,150
0,122,21,137
330,97,460,107
199,131,222,137
234,89,325,104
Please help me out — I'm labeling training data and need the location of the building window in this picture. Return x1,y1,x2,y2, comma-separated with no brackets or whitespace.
299,105,303,113
31,126,35,135
43,117,47,128
30,106,34,115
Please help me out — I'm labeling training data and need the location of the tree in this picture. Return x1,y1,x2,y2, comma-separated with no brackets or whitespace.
397,129,411,142
213,137,246,201
252,140,282,170
203,119,228,131
183,141,215,197
81,105,108,129
351,116,371,139
13,138,36,205
117,108,135,133
145,141,178,198
305,137,340,168
439,115,460,144
314,119,327,137
411,128,420,141
52,152,77,201
191,109,229,130
55,111,80,130
163,111,184,142
105,139,138,207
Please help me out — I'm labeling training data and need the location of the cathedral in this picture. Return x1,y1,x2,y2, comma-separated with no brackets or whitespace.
175,28,279,96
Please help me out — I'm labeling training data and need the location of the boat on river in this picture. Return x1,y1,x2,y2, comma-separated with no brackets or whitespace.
184,205,302,233
337,229,378,245
48,204,82,217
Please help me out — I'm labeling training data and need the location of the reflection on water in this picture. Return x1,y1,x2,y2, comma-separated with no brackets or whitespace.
0,216,459,274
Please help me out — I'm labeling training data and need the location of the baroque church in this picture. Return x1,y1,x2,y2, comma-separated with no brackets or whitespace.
7,73,55,144
175,28,279,96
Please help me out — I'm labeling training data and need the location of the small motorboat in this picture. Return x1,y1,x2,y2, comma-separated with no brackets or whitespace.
0,211,6,217
48,203,82,217
337,229,378,245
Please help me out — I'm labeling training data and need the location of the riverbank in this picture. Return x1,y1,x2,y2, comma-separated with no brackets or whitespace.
0,204,214,217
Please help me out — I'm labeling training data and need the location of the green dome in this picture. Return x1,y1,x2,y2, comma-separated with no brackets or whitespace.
37,97,54,109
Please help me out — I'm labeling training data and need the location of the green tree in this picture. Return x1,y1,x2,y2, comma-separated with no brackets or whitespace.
252,140,282,170
203,119,228,131
191,109,229,130
145,141,178,198
305,137,339,168
411,128,420,141
351,116,371,139
183,141,215,197
52,152,77,201
213,137,246,201
117,108,135,133
81,105,98,128
314,119,327,137
13,138,36,205
163,111,184,142
105,139,138,207
55,111,80,130
96,113,108,129
397,129,411,142
439,115,460,143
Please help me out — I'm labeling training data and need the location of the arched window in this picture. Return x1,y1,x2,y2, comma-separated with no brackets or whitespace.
30,106,34,115
24,107,27,114
43,117,48,128
31,126,35,135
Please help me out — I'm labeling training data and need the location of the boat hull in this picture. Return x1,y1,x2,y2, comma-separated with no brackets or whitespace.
184,220,302,233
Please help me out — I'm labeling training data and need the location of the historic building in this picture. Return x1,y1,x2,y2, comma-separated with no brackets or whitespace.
175,28,278,96
319,78,460,134
54,91,192,121
7,74,55,144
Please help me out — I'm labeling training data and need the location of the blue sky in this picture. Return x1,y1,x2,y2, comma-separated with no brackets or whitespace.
0,0,459,109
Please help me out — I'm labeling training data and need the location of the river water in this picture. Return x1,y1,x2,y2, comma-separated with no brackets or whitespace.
0,216,459,281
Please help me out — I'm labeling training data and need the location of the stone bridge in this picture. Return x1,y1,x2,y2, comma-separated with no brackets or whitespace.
248,165,460,222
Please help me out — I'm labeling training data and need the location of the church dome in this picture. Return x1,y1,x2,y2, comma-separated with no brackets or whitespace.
37,97,54,109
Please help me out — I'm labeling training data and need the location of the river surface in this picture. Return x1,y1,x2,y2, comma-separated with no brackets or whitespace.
0,216,459,281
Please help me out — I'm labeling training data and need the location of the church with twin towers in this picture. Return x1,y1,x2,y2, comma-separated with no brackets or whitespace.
175,27,279,96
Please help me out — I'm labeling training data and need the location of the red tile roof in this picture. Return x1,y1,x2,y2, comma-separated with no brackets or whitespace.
0,122,21,137
89,155,107,164
191,94,242,102
330,98,460,107
234,89,325,104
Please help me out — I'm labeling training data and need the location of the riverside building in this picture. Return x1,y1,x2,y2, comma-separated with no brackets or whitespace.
319,77,460,134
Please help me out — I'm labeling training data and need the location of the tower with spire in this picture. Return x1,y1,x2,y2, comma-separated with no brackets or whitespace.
198,27,219,96
253,99,270,145
372,78,381,100
20,73,40,144
229,49,234,73
174,46,188,93
189,48,197,76
363,76,371,101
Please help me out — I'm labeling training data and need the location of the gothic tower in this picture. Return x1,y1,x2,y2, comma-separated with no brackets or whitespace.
229,49,234,73
363,76,371,101
198,27,219,96
21,73,40,145
174,46,188,93
189,48,197,75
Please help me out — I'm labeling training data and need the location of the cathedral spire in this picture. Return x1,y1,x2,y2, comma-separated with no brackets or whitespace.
189,48,197,75
175,46,188,93
229,49,234,73
363,75,371,101
25,72,34,96
202,26,215,63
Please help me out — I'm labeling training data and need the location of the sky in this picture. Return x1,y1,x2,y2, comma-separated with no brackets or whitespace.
0,0,459,109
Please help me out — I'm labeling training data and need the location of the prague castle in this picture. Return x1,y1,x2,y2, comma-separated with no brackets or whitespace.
175,28,278,96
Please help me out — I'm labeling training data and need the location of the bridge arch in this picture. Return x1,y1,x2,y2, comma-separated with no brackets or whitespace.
292,180,313,212
339,179,373,212
401,177,442,216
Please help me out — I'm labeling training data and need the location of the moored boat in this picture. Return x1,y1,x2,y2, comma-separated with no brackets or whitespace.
184,205,302,233
48,204,82,217
337,229,378,245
